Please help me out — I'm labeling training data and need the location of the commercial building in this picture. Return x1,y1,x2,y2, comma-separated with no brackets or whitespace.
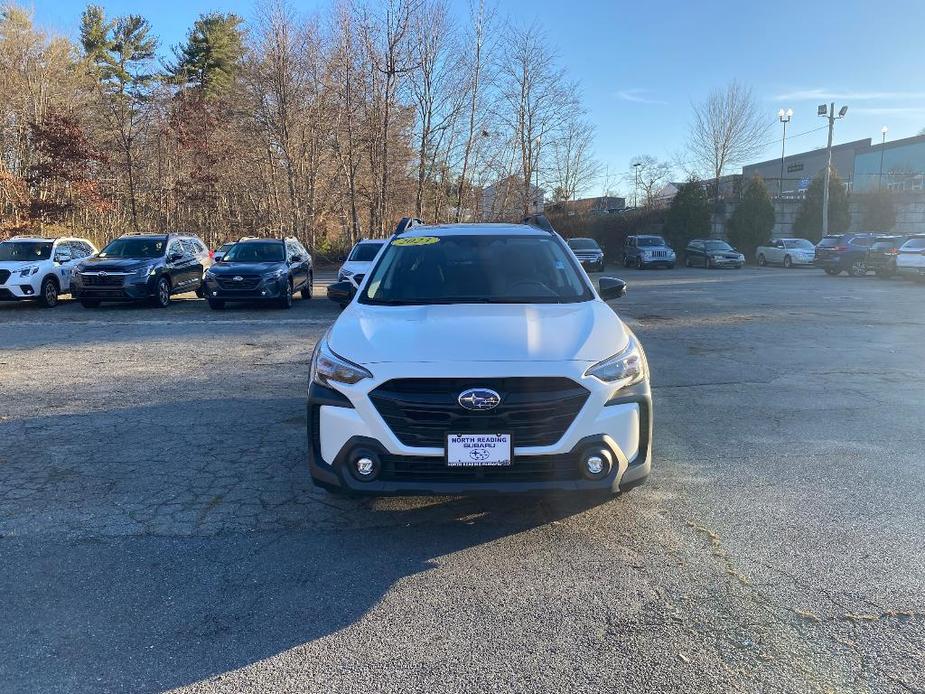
742,139,870,198
853,133,925,194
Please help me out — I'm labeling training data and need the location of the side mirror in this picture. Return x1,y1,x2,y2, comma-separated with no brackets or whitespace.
327,280,356,306
291,254,303,263
54,251,72,263
598,277,627,301
168,252,183,262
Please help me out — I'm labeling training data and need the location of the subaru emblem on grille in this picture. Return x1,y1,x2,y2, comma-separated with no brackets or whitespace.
233,276,243,281
458,388,501,411
98,271,107,277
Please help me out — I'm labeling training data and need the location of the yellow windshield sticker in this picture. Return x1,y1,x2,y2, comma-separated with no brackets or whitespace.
392,236,439,247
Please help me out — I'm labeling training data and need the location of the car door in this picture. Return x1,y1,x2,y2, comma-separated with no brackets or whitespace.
768,240,782,264
688,241,704,266
61,241,91,290
165,239,188,289
51,241,74,290
182,239,205,288
287,241,307,289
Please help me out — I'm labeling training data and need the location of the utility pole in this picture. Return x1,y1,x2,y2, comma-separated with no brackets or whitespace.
819,102,847,237
632,162,641,207
878,126,888,191
778,108,793,197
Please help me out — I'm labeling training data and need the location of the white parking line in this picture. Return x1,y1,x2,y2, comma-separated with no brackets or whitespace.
0,318,335,327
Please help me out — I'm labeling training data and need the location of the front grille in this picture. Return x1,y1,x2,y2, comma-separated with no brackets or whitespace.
217,276,261,290
648,250,668,258
369,377,589,448
0,270,9,284
81,274,125,287
379,452,582,483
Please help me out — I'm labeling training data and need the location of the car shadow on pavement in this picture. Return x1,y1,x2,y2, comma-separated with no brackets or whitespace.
0,400,613,693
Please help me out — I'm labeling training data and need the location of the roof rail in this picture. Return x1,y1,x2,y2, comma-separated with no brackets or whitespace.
394,217,425,235
522,213,557,235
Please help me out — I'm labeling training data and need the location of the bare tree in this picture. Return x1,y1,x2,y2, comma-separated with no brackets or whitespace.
498,21,573,217
550,113,599,202
686,80,769,191
629,154,671,207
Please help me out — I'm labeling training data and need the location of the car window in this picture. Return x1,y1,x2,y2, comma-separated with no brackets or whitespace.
704,241,733,251
851,236,875,247
688,241,703,250
362,234,593,305
180,239,199,256
167,240,185,258
349,242,385,262
785,240,814,249
817,237,842,248
224,242,286,262
637,237,665,247
66,241,88,259
901,238,925,250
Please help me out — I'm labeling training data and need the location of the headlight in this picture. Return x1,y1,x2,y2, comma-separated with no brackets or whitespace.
310,339,372,387
338,269,354,281
265,268,287,279
19,265,39,277
134,264,156,277
584,333,647,388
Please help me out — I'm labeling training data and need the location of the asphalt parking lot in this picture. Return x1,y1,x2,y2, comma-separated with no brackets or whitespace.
1,266,924,693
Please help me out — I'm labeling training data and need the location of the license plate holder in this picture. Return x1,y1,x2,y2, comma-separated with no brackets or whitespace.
446,434,512,467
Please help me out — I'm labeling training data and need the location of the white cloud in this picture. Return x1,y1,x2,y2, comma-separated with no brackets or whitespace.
616,88,667,105
773,88,925,102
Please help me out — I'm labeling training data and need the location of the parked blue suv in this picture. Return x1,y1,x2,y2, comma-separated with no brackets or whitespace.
814,233,884,277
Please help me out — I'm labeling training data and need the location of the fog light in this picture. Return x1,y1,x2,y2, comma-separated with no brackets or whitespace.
349,448,380,482
580,448,612,481
586,455,604,475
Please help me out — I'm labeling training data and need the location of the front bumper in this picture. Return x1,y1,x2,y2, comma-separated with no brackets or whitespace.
306,366,652,495
576,257,605,271
638,255,675,267
0,271,43,300
897,265,925,278
204,275,286,300
710,257,744,268
72,277,154,302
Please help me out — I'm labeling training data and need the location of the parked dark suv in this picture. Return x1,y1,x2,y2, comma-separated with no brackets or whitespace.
203,237,312,309
566,237,605,272
865,236,909,279
73,233,210,308
814,233,884,276
623,235,676,269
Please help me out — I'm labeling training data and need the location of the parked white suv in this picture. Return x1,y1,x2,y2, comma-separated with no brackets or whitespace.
0,236,97,307
309,222,652,495
896,235,925,281
337,239,386,290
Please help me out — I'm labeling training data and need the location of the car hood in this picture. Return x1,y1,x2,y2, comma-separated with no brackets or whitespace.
77,257,157,272
340,260,373,275
0,260,42,270
328,301,628,365
209,261,284,275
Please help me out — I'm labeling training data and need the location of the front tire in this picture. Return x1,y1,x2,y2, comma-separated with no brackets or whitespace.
301,272,313,300
757,254,767,267
783,255,792,269
278,280,293,309
153,277,171,308
38,277,59,308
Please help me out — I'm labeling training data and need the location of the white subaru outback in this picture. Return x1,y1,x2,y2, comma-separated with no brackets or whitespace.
308,222,652,495
0,236,98,308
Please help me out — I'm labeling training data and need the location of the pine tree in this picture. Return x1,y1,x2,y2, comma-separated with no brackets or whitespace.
793,171,850,242
727,176,775,261
664,178,711,249
169,13,245,98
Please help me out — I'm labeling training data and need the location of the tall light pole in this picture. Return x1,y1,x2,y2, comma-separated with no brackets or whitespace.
534,136,541,213
819,102,848,237
632,162,641,207
878,126,888,191
777,108,793,198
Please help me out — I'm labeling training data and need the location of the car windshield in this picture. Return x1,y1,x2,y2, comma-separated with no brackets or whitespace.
901,238,925,250
817,236,842,247
872,239,901,250
784,239,814,249
349,241,384,262
361,234,593,305
704,241,733,251
99,237,166,259
567,238,599,251
637,237,666,247
223,241,285,262
0,241,53,261
217,243,234,253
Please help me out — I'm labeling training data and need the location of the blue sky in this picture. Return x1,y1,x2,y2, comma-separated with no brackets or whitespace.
37,0,925,195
